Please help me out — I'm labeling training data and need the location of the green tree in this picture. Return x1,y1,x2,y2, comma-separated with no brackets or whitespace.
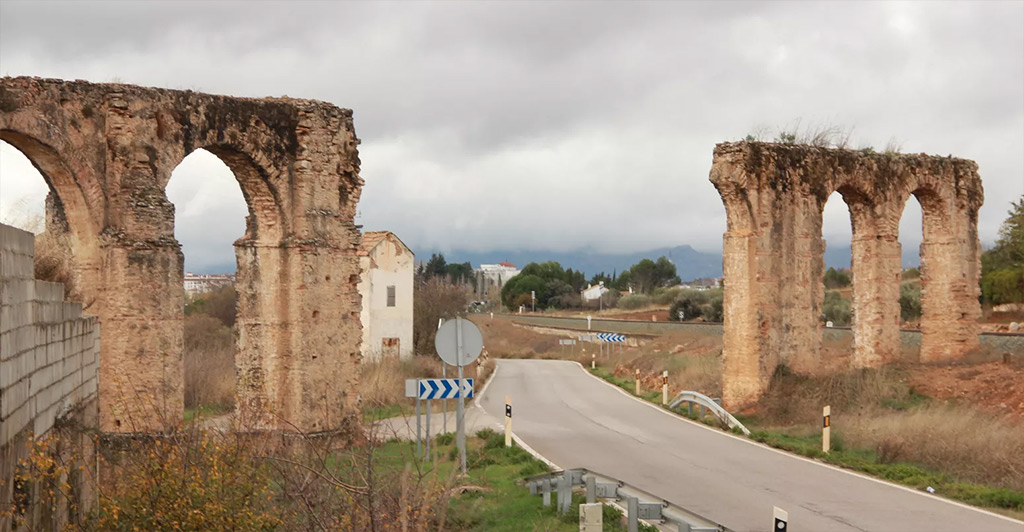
445,261,474,284
590,272,613,286
501,274,547,310
899,283,922,322
980,197,1024,305
623,257,679,294
823,267,852,289
423,253,448,279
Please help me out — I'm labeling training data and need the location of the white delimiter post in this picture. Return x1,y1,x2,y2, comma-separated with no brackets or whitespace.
505,395,512,447
635,368,641,395
591,353,595,369
822,405,831,454
662,370,669,405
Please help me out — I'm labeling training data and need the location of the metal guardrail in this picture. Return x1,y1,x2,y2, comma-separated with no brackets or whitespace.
667,391,750,436
525,468,730,532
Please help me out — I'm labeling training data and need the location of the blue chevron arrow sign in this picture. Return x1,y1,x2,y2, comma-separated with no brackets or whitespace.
418,378,474,400
596,333,626,342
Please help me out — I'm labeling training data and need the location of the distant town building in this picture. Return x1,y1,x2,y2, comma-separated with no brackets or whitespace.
183,272,235,295
474,262,520,301
678,277,723,290
358,231,414,361
581,282,609,302
478,262,521,285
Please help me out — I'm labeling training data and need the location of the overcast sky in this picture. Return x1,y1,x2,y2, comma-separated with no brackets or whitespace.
1,1,1022,272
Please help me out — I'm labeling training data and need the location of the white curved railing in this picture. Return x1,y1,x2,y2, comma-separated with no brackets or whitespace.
668,390,751,436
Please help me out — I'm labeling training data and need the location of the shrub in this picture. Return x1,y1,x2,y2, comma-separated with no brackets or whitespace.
653,287,683,305
824,267,851,289
902,267,920,280
617,294,653,310
899,283,922,322
669,297,702,321
822,291,852,326
185,285,237,327
701,294,724,323
87,433,280,531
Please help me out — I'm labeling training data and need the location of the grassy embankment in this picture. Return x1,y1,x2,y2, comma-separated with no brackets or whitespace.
588,362,1024,516
470,314,1024,516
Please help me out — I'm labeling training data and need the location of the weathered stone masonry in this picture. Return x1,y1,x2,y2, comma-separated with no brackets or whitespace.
710,142,983,408
0,77,365,433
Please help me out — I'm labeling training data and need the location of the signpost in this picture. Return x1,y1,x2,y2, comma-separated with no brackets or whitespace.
774,506,789,531
418,379,474,399
822,405,831,454
596,333,626,355
435,317,484,474
504,396,512,447
558,338,576,356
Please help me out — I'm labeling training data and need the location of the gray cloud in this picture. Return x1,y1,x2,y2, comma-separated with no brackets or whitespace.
1,1,1021,273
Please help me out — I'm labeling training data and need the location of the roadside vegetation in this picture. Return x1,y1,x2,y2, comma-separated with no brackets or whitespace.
182,285,237,420
475,315,1024,516
981,197,1024,307
18,419,611,530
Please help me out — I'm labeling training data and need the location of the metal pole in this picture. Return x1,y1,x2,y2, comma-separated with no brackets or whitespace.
442,364,447,434
416,393,421,459
426,399,431,459
456,317,467,474
586,475,596,503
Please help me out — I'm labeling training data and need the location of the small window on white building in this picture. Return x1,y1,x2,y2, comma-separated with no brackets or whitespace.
387,285,396,307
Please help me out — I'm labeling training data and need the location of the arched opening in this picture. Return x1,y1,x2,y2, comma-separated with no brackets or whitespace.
165,148,248,423
820,191,854,328
0,139,49,230
898,196,924,333
0,135,98,304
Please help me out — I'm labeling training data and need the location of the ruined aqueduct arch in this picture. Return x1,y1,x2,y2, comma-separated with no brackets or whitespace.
0,77,365,432
710,142,983,408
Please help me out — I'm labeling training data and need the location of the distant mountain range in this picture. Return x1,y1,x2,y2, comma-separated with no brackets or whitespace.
195,242,923,277
824,244,922,270
420,245,724,281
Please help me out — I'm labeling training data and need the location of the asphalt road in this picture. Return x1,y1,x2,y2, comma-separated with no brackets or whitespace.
477,359,1023,532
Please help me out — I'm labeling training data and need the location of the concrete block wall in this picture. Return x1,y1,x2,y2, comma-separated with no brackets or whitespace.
1,223,100,446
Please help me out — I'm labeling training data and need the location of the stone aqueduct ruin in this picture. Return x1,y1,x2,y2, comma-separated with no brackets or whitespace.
0,76,987,430
0,77,364,433
710,142,983,408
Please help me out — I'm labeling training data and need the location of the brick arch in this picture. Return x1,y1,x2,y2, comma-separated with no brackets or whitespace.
896,178,982,361
1,76,365,434
0,130,104,313
0,130,100,240
710,142,983,408
165,144,286,245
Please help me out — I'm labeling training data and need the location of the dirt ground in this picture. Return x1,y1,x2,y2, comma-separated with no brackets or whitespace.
908,361,1024,418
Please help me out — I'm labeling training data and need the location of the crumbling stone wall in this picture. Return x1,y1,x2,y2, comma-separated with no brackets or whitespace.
710,142,983,408
1,223,100,531
0,77,364,433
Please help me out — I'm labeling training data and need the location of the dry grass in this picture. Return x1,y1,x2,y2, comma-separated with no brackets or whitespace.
357,353,495,422
183,314,235,410
843,405,1024,492
358,355,442,409
476,315,1024,498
